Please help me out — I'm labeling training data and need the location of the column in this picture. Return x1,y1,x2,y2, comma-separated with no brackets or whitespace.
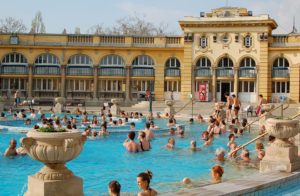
28,64,33,98
125,65,131,102
93,65,98,100
181,42,193,101
259,41,271,101
191,66,195,95
154,61,165,101
212,67,217,101
234,67,239,96
290,64,300,103
61,65,66,98
256,66,260,102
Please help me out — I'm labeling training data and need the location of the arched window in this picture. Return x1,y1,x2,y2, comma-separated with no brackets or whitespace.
273,57,289,68
165,57,180,77
67,54,93,76
240,57,256,67
132,55,154,66
35,53,59,65
1,53,28,74
99,55,125,76
34,53,60,75
218,57,233,67
196,57,211,67
272,57,290,78
100,55,125,66
68,54,92,65
2,53,27,64
165,57,180,68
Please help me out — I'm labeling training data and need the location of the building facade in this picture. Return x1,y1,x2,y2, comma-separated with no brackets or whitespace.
0,7,299,104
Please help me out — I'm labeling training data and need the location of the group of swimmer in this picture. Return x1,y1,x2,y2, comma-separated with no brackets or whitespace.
0,94,285,195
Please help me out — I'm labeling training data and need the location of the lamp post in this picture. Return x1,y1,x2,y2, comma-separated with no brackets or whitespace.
190,93,194,120
149,91,152,113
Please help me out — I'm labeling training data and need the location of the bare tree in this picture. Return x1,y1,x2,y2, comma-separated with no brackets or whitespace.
30,11,46,33
110,14,170,36
87,24,106,35
0,17,27,33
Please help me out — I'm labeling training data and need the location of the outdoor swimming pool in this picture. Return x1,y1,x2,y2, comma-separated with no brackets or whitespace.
0,115,261,195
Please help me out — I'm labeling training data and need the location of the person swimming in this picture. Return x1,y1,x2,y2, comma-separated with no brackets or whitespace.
190,140,200,151
108,180,121,196
211,165,224,184
4,139,17,157
136,170,158,196
215,148,226,162
138,131,151,151
123,131,140,153
166,138,175,149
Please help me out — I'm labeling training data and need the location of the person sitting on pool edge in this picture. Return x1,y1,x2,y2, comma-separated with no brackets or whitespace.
108,180,121,196
137,170,158,196
123,131,140,153
211,165,224,184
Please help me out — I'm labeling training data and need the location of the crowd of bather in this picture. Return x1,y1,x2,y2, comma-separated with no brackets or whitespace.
1,93,290,196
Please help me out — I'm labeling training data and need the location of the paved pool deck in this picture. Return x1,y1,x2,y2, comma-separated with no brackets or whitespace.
162,171,300,196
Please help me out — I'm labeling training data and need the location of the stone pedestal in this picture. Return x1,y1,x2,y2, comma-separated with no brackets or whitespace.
111,99,122,116
22,130,86,196
260,118,300,173
26,175,83,196
164,100,175,116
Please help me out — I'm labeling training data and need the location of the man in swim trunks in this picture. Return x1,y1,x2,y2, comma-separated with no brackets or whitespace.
232,94,241,119
224,92,233,122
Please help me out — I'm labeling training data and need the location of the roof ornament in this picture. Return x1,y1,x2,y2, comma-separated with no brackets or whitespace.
290,16,298,34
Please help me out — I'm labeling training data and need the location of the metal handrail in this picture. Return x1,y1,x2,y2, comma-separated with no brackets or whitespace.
229,103,290,156
243,103,289,130
174,99,195,115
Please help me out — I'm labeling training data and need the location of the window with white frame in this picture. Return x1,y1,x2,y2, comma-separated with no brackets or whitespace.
100,55,125,65
273,58,289,68
164,81,181,92
133,80,154,92
240,57,256,67
239,81,255,93
196,57,211,67
67,80,92,91
99,80,123,92
132,55,154,66
0,78,27,90
200,36,208,48
165,57,180,68
35,54,59,65
244,35,252,48
33,79,59,91
272,81,290,93
2,53,27,64
218,57,233,67
68,54,92,65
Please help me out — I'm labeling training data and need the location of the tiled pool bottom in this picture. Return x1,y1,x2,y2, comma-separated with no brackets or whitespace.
162,171,300,196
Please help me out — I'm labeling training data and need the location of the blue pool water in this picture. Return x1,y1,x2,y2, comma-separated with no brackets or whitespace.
0,117,261,195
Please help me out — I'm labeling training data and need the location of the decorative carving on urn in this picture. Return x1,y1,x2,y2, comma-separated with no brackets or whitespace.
22,130,86,181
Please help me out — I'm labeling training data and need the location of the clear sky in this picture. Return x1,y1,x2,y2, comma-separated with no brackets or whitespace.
1,0,299,34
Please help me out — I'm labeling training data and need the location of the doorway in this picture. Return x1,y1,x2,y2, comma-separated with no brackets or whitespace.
221,82,231,102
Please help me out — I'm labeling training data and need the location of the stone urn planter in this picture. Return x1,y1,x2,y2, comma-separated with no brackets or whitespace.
260,118,300,173
111,98,122,116
164,100,175,116
261,103,275,113
22,130,86,196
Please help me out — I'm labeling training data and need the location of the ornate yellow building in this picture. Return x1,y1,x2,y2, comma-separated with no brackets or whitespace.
0,7,299,105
